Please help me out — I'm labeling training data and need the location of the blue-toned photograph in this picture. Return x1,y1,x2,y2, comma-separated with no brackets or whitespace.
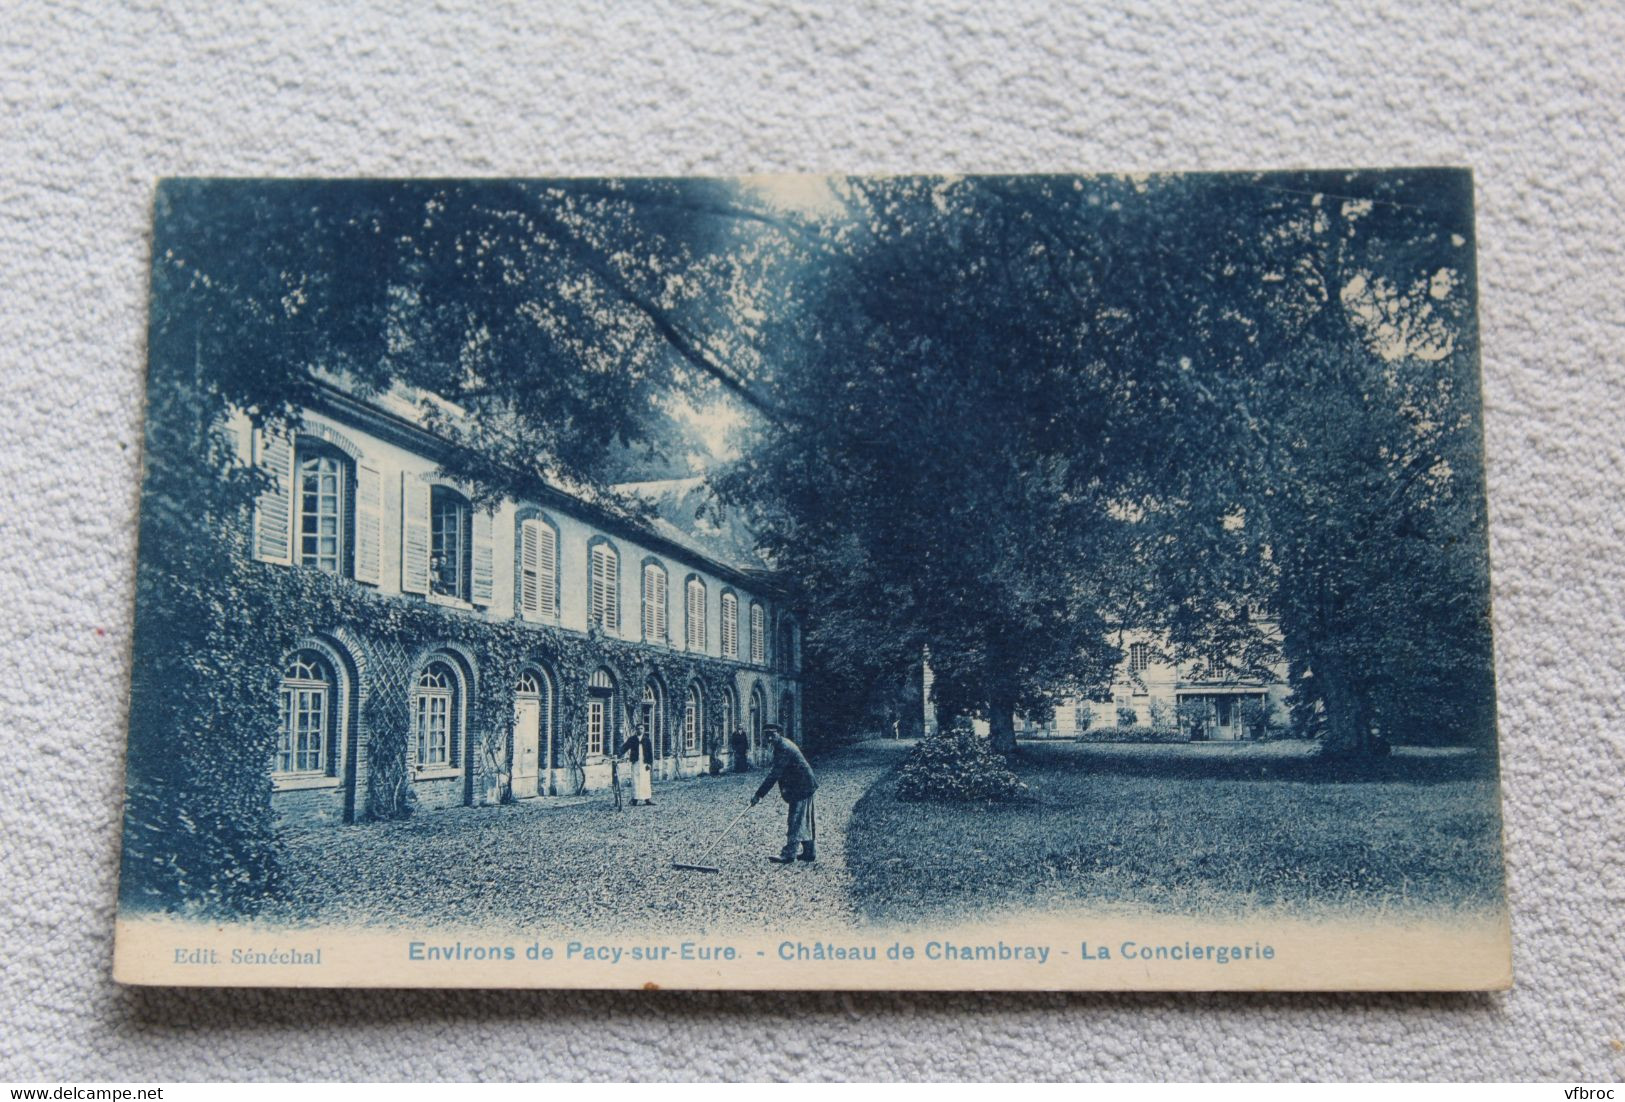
115,172,1508,989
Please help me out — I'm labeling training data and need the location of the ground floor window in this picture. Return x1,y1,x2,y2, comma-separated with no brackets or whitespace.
414,662,457,768
684,686,701,752
277,650,332,774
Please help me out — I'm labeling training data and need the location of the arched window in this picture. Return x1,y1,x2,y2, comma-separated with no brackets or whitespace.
640,681,664,747
683,685,702,753
413,661,459,769
642,560,668,644
721,685,738,740
589,540,620,634
748,683,765,750
277,650,334,774
294,443,350,575
749,601,766,665
720,591,739,659
587,668,616,756
517,515,559,619
430,487,471,600
685,576,707,651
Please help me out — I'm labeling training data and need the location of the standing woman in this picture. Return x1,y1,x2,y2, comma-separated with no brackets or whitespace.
619,724,655,806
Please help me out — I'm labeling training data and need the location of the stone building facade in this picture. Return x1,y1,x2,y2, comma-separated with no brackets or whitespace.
237,379,802,828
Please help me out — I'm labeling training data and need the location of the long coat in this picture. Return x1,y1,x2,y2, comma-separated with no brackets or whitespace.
618,733,654,764
754,737,818,803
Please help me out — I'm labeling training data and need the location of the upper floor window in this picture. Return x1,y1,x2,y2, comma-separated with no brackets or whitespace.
295,447,347,574
430,487,471,601
589,541,620,633
685,576,706,651
518,516,559,618
277,650,333,775
749,602,766,665
642,561,668,644
720,591,739,659
1129,642,1150,673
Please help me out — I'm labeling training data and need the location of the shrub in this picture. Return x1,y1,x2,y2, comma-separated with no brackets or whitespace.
895,720,1028,803
1116,704,1140,727
1147,697,1175,733
1075,724,1187,744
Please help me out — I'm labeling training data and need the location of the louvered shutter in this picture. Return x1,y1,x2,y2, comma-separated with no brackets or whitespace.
537,521,557,615
722,594,737,658
471,507,494,605
605,547,619,631
687,580,705,650
519,520,539,616
400,473,431,595
354,461,382,585
654,568,667,641
253,429,295,565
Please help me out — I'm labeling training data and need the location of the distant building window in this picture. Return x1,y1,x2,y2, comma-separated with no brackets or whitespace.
750,602,766,665
413,661,458,769
295,447,348,575
1129,642,1150,673
685,577,707,651
589,541,620,633
277,650,333,774
430,487,470,600
642,561,668,643
721,591,739,659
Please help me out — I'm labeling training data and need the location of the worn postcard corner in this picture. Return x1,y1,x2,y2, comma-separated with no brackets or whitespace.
115,171,1509,991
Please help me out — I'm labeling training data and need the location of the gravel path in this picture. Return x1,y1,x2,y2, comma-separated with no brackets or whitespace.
265,739,910,936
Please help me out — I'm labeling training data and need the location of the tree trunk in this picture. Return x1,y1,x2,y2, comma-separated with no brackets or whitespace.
988,702,1016,756
1316,660,1373,758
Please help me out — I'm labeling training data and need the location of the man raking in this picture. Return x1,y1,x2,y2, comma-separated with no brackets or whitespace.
749,725,818,864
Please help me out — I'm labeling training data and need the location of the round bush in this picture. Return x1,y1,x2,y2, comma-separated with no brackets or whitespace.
896,721,1029,803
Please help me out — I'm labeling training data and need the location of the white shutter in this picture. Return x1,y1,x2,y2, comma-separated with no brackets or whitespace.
687,580,705,650
253,429,295,565
400,473,431,595
354,461,382,585
604,547,618,632
537,521,557,615
655,568,667,641
519,520,539,616
722,594,737,658
590,546,606,627
471,507,494,605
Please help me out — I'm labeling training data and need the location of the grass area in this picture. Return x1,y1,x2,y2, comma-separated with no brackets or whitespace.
845,739,1506,925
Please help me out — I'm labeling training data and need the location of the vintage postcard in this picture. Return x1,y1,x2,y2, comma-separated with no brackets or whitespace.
114,171,1509,990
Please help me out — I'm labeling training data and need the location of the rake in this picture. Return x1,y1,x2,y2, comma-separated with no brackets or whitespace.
672,802,758,873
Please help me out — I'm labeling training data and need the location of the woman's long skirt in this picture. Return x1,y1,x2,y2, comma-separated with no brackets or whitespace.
633,759,653,803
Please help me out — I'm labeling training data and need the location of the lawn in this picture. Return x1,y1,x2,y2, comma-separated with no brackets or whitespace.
844,739,1507,926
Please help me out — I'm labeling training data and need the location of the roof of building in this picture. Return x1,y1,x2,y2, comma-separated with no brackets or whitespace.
610,476,773,577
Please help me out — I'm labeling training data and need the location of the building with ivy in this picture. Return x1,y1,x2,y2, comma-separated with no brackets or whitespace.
232,376,802,827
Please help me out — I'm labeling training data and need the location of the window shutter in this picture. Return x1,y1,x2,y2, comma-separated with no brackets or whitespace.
400,473,431,595
471,507,494,605
519,520,539,616
605,548,618,631
590,547,606,627
354,461,382,585
655,569,667,641
537,522,557,615
253,429,295,565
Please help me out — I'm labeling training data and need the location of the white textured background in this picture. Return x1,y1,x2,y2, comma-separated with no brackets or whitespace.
2,0,1621,1082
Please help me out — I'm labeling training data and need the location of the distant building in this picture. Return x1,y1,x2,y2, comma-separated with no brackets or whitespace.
923,629,1289,742
229,376,801,828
